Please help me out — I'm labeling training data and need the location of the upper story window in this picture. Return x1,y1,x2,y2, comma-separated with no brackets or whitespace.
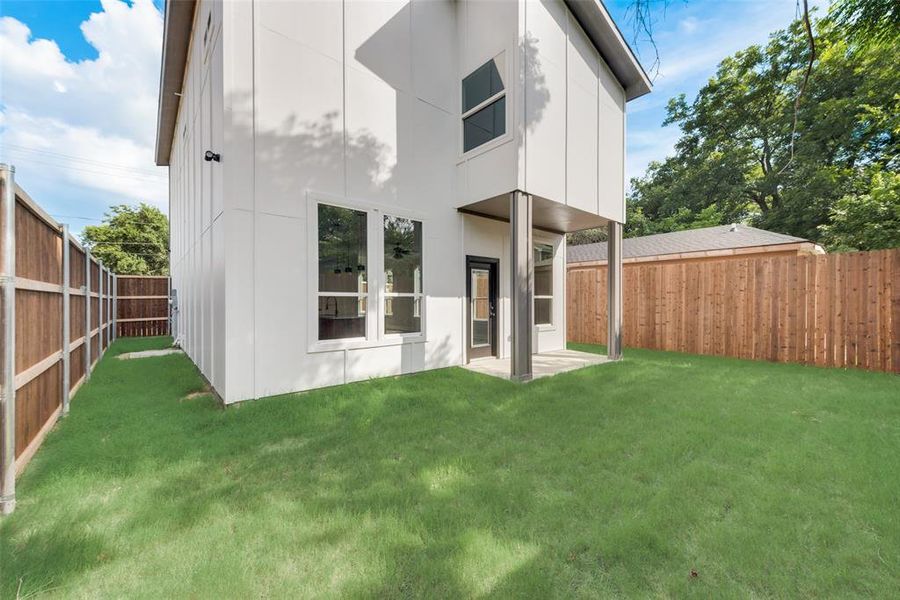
534,243,553,325
462,56,506,153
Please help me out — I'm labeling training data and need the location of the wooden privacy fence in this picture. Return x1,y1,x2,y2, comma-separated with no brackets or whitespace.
567,249,900,373
0,166,118,514
116,276,170,337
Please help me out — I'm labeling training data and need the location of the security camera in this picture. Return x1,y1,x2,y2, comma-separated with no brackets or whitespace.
204,150,221,162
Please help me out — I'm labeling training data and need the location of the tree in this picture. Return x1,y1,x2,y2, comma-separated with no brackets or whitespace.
831,0,900,45
819,170,900,251
626,12,899,248
81,203,169,275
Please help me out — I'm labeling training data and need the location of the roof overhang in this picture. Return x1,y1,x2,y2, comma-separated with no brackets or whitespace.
563,0,652,101
154,0,197,167
458,192,609,234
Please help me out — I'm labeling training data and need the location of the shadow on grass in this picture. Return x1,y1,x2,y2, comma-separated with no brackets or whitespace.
2,337,899,597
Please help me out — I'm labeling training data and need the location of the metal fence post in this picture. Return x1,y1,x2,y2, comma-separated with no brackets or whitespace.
98,264,104,356
61,224,71,416
1,164,16,514
104,268,109,348
109,272,114,345
85,250,92,379
112,274,117,342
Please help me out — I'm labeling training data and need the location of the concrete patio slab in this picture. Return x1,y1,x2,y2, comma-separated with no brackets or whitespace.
117,348,183,360
463,349,612,381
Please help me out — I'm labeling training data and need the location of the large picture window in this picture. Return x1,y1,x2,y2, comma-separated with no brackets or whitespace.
534,243,553,326
317,204,367,340
462,56,506,153
383,215,423,335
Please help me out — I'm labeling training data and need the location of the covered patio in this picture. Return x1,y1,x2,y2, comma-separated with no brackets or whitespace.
458,190,624,382
463,348,611,381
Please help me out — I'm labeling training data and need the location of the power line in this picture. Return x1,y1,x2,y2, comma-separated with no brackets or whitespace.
50,213,168,226
86,241,167,246
3,143,164,176
1,152,167,184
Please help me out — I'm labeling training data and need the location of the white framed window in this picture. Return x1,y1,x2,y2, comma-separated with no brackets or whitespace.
461,54,507,153
309,194,426,349
383,215,423,336
316,203,368,341
534,243,553,326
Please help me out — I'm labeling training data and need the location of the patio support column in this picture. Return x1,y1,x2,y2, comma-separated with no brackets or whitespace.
510,190,533,381
607,220,623,360
1,164,16,514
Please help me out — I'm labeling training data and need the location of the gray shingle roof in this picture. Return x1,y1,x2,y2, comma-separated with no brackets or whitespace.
567,224,809,263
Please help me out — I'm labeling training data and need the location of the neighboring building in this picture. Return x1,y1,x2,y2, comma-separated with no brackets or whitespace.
567,224,825,267
155,0,650,403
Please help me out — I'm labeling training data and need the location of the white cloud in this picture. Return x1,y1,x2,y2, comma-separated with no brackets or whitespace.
0,0,165,212
678,17,700,35
626,126,681,183
1,108,167,208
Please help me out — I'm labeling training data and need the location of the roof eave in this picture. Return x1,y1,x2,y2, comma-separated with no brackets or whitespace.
564,0,653,101
154,0,197,167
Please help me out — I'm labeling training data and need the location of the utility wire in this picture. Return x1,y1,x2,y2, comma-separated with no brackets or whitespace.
3,143,164,176
1,152,166,183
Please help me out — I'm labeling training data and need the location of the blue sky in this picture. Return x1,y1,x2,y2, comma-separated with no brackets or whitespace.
0,0,822,235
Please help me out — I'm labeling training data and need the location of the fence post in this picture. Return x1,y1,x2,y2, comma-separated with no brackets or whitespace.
0,164,16,515
85,250,92,379
99,264,104,356
105,270,111,348
112,274,117,342
61,224,71,416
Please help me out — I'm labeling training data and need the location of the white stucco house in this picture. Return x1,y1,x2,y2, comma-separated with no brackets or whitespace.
155,0,650,404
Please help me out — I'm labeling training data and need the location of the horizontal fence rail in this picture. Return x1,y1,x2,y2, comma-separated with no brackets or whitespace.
567,249,900,374
116,276,170,337
0,165,118,514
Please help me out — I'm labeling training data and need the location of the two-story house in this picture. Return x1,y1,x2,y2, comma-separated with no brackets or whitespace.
155,0,650,403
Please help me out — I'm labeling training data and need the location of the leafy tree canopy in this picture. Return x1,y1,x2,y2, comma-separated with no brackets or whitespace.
81,203,169,275
568,6,898,250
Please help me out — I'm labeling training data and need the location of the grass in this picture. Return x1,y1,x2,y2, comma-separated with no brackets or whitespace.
1,337,898,598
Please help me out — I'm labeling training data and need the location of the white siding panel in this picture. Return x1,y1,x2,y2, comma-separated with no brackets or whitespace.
346,345,403,382
599,100,625,222
465,140,518,204
524,56,566,202
224,209,255,403
464,0,517,75
256,0,343,62
253,212,307,399
254,28,345,216
212,216,225,393
525,0,567,70
346,66,400,203
566,81,598,213
411,0,456,112
348,0,412,93
567,13,599,90
404,99,457,211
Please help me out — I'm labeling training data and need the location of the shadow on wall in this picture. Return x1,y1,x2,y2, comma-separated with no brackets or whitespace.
212,2,551,397
523,32,551,134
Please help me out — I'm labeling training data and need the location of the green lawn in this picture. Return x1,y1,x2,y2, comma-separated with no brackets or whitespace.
1,337,898,598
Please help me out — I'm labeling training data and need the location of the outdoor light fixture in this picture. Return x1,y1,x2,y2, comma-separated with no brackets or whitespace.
204,150,221,162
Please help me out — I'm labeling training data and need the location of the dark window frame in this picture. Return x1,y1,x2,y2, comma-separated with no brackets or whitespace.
461,56,507,154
